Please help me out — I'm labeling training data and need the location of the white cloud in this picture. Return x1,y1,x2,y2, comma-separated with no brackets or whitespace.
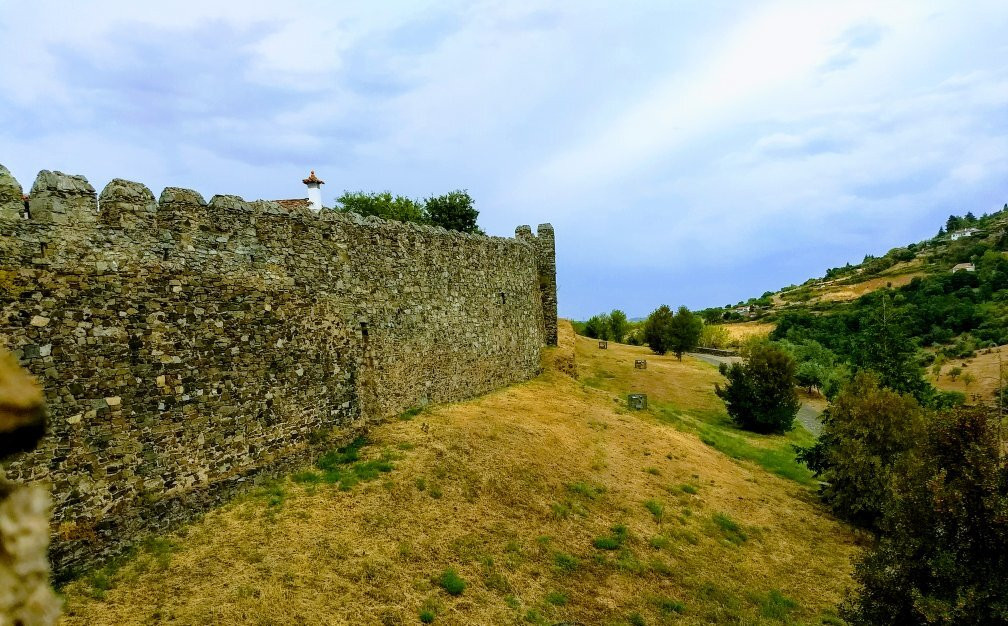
1,0,1006,317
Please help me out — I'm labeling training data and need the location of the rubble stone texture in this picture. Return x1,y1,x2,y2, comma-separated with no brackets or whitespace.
0,349,60,626
0,166,557,577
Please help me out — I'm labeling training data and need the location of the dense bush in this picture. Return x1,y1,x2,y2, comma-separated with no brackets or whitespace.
842,405,1008,624
644,305,701,359
699,323,730,349
423,190,482,234
797,373,925,529
715,343,800,433
583,313,612,340
335,189,482,233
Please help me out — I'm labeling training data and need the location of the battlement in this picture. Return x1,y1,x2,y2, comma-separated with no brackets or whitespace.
516,223,558,345
1,168,544,260
0,164,557,576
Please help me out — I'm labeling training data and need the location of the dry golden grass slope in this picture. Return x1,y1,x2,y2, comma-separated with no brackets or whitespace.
59,321,859,626
932,345,1008,401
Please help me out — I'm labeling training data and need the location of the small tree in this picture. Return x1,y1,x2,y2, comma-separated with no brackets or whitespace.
843,405,1008,624
948,366,963,382
424,190,481,234
853,296,932,404
608,309,629,343
643,305,675,355
962,372,976,388
667,306,702,361
795,360,825,394
797,372,925,529
715,343,800,433
583,314,612,340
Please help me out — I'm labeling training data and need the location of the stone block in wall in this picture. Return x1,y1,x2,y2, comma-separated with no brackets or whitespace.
0,349,59,626
208,195,259,244
98,178,158,230
158,187,208,234
0,164,24,221
28,170,98,225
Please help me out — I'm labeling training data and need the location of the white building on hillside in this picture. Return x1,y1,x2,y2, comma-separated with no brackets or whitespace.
950,227,980,240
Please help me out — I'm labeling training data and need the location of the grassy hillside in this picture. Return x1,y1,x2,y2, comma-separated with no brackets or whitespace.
58,322,859,625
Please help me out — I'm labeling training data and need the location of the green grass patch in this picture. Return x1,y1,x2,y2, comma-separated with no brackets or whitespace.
566,481,605,500
140,536,178,570
436,568,466,596
291,470,322,484
657,406,816,486
419,597,440,623
399,406,425,421
592,524,629,550
550,501,571,519
679,483,699,494
644,466,661,476
754,589,798,621
553,551,579,572
627,613,646,626
644,499,664,524
314,437,396,490
711,512,748,545
545,591,568,606
653,595,686,615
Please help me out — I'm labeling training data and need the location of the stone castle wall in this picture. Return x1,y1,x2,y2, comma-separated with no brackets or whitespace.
0,165,557,576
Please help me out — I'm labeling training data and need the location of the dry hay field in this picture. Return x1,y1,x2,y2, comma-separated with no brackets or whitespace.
814,272,924,303
722,322,775,346
59,322,858,625
932,345,1008,401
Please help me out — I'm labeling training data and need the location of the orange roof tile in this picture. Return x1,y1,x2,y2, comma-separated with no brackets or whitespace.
302,170,324,185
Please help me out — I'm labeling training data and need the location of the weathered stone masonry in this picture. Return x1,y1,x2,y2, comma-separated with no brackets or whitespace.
0,165,557,576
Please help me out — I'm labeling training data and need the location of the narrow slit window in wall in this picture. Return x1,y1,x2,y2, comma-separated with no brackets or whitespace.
500,292,506,305
39,242,47,257
360,321,369,341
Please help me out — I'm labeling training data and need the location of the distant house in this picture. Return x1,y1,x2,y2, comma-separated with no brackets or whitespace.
952,262,976,273
949,227,980,241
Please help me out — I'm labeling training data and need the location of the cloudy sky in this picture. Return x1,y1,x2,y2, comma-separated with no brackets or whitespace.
2,1,1007,318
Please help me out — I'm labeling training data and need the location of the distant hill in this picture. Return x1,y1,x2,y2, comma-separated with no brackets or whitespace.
705,203,1008,403
704,203,1008,323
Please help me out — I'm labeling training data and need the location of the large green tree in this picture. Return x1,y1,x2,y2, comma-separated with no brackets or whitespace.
583,313,612,340
667,306,702,361
643,305,675,355
843,405,1008,624
797,372,925,529
608,309,629,343
715,343,800,433
424,190,482,234
852,296,932,404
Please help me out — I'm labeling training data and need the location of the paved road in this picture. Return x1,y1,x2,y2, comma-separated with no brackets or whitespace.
688,351,824,436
